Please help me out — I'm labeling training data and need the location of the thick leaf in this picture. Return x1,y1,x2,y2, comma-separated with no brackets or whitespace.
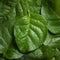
14,13,47,53
41,0,60,34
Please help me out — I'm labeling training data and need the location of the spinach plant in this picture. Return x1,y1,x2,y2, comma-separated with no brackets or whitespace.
0,0,60,60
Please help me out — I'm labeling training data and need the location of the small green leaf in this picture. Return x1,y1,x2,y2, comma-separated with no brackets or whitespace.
0,27,11,54
28,49,43,59
41,45,55,59
44,33,60,49
55,49,60,60
5,47,23,59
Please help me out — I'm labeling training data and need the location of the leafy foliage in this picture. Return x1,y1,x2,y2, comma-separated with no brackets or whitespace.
0,0,60,60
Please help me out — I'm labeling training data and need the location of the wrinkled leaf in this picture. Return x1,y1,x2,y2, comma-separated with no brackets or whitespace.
14,13,47,53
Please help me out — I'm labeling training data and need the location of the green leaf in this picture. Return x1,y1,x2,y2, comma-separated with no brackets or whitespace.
28,49,43,59
51,57,55,60
0,26,12,54
14,13,47,53
5,47,23,59
49,0,60,16
28,0,41,14
0,0,16,54
44,33,60,49
55,48,60,60
55,49,60,60
0,58,5,60
16,0,41,17
41,0,60,34
16,0,29,17
41,45,55,59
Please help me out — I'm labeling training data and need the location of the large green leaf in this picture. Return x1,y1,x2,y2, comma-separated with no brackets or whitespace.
14,13,47,53
41,0,60,34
